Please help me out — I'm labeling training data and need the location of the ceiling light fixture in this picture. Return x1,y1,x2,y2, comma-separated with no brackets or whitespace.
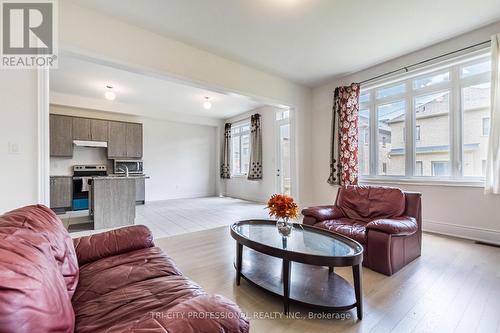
203,97,212,110
104,85,116,101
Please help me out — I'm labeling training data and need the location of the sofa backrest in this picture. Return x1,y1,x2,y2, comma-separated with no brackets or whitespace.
336,185,406,222
0,205,78,333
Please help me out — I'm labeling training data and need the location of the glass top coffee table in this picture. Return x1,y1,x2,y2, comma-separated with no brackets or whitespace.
230,219,364,319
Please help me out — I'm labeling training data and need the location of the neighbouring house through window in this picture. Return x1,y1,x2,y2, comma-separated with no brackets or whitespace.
231,122,251,176
415,161,423,176
482,117,491,136
359,48,491,180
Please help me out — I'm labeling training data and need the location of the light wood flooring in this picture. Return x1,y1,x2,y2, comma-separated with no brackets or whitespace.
154,226,500,333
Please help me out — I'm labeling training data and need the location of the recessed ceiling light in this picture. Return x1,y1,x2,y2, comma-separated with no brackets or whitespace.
104,85,116,101
203,97,212,110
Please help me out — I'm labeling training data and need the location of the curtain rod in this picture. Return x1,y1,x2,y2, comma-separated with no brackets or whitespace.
359,40,491,85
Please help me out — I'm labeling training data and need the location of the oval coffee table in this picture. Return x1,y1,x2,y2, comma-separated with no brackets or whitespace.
230,219,364,319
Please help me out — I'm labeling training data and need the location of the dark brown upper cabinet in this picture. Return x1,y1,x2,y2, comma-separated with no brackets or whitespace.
91,119,109,141
126,123,143,158
72,117,91,140
50,114,73,157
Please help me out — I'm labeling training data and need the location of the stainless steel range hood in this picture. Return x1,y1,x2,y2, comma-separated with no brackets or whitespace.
73,140,108,148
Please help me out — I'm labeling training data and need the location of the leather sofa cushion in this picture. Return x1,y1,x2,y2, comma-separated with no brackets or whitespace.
313,218,367,244
73,225,154,266
0,228,75,333
337,185,405,222
366,217,418,236
73,246,247,333
0,205,79,298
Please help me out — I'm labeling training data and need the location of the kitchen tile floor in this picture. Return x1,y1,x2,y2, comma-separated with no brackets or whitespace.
66,196,268,239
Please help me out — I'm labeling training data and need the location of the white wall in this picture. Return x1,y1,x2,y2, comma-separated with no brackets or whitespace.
0,70,39,214
51,105,217,201
223,106,278,202
311,21,500,245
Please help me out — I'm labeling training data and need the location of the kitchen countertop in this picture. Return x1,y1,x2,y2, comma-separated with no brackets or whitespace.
50,174,150,179
92,175,150,179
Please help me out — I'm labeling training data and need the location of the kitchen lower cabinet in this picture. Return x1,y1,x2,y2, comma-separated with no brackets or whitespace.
135,177,146,204
50,176,72,209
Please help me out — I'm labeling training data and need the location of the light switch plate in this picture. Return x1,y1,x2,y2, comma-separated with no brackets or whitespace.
8,142,20,155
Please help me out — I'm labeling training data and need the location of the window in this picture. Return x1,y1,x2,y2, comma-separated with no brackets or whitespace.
359,49,491,181
358,108,370,176
432,161,450,176
276,109,290,121
231,122,250,176
415,161,423,176
377,100,405,175
482,117,491,136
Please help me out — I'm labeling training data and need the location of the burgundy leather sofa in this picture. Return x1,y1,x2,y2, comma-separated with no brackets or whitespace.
0,205,249,333
302,186,421,276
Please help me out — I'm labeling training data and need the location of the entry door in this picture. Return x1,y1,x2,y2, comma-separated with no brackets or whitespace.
276,110,291,195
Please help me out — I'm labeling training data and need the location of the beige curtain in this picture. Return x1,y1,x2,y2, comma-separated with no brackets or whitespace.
248,114,262,180
485,33,500,194
220,123,231,179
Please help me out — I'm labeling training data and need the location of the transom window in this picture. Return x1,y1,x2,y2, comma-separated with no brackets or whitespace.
359,49,491,181
231,122,251,176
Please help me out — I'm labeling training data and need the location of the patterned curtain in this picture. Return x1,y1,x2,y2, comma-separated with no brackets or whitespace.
220,123,231,179
248,114,263,180
327,83,360,186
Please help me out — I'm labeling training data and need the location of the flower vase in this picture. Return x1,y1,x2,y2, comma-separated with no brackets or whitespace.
276,217,293,237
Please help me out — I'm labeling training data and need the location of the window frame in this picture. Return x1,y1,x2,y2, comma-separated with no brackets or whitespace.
230,120,251,177
359,48,491,186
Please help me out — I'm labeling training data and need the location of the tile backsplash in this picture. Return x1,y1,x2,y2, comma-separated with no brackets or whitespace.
50,146,109,176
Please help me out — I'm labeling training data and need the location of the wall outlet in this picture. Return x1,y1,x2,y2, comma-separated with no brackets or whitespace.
8,142,20,155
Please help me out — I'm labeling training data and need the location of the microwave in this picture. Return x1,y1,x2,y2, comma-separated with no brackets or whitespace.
114,160,144,175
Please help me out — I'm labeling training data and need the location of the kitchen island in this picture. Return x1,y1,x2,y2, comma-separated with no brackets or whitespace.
90,176,148,230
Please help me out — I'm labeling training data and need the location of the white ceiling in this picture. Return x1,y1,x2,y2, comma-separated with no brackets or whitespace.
50,55,263,119
71,0,500,87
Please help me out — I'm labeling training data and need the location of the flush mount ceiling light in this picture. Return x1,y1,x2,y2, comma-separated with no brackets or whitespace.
104,85,116,101
203,97,212,110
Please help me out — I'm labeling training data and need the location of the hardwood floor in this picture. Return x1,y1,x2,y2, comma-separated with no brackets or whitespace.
154,227,500,333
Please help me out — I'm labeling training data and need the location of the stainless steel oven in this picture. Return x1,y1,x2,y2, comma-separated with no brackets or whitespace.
114,160,144,175
72,165,107,210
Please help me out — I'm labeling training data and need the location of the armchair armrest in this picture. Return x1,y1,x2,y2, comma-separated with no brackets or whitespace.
301,205,344,225
73,225,154,266
366,217,418,236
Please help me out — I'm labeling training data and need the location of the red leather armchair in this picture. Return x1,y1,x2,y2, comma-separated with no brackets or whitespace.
0,205,249,333
302,185,422,276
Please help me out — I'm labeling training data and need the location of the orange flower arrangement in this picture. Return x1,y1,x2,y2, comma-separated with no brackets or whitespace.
266,194,299,220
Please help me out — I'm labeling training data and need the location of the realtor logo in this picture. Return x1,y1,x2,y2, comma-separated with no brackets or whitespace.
1,0,58,68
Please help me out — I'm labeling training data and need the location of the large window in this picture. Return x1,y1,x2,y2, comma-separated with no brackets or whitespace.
231,122,250,176
359,49,491,181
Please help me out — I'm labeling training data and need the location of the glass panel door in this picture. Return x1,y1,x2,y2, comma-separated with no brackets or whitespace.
276,122,291,195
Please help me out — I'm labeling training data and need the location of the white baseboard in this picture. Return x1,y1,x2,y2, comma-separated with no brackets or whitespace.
222,193,266,204
147,192,215,202
423,219,500,245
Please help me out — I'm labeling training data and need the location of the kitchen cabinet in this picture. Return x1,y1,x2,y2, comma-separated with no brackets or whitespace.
50,115,73,157
108,121,143,159
50,176,72,209
72,117,91,140
135,177,145,204
49,114,142,159
91,119,108,141
126,123,143,158
107,121,127,158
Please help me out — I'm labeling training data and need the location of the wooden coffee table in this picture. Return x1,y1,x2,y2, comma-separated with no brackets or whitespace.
230,219,364,319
